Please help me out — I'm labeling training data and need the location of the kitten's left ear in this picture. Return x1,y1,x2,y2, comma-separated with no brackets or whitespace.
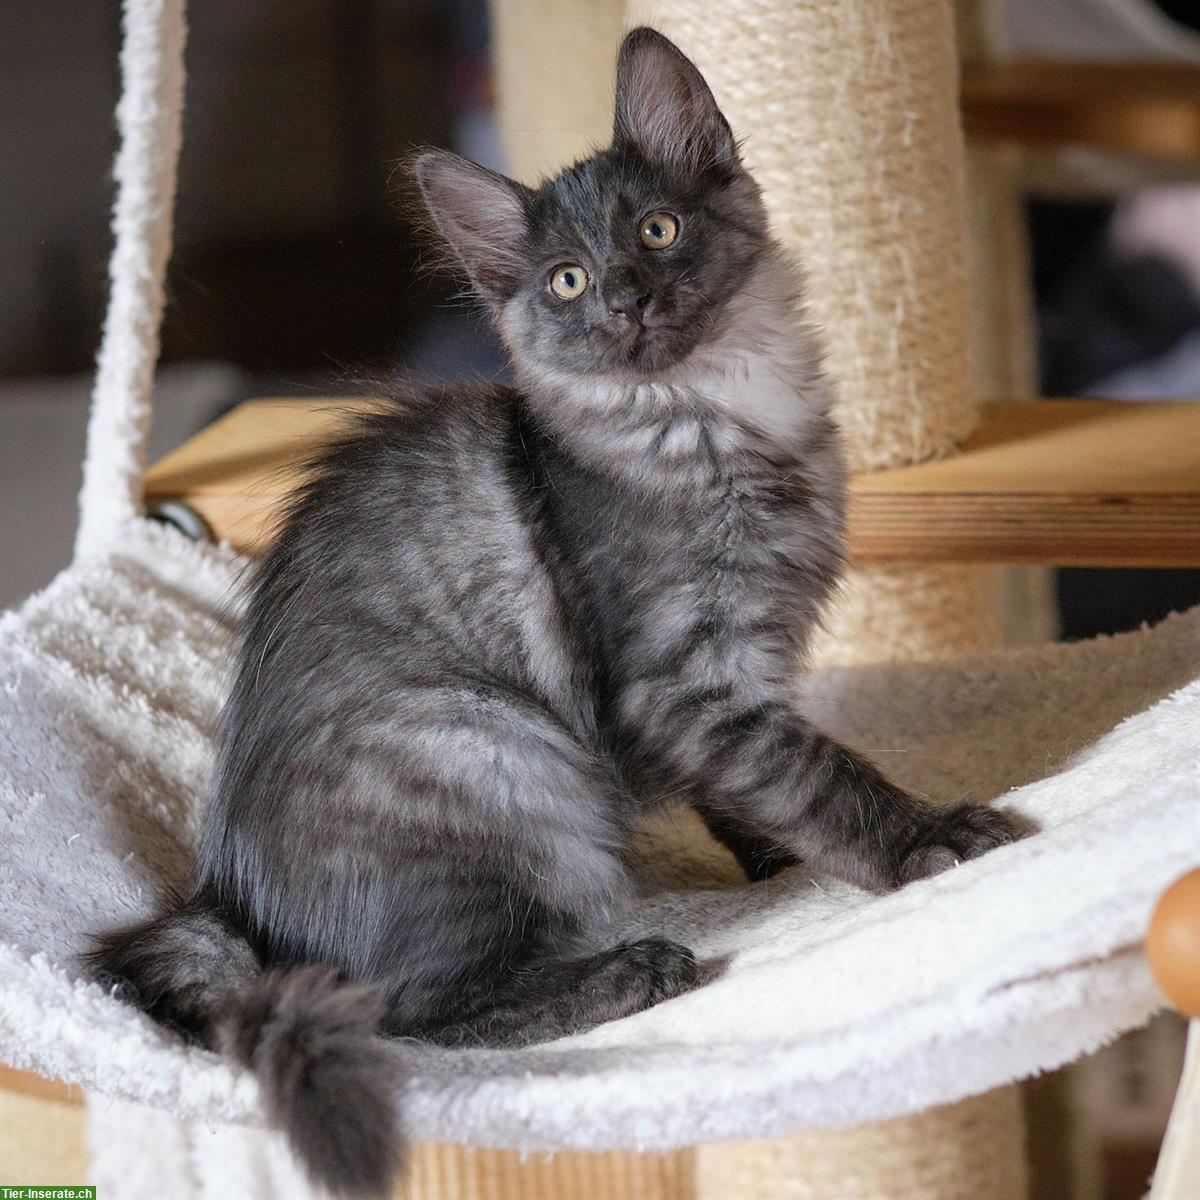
613,27,738,175
412,151,534,303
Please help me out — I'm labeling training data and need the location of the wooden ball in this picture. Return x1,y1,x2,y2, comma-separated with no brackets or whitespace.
1147,869,1200,1018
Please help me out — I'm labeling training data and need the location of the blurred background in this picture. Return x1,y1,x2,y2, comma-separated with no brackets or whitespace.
1,0,506,610
1,2,1198,1197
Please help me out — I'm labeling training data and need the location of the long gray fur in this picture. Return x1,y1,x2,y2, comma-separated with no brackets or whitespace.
88,28,1020,1197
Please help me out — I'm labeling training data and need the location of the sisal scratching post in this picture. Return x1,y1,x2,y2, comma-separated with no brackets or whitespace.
631,0,1003,669
695,1087,1029,1200
406,1144,693,1200
633,0,976,469
497,0,1008,667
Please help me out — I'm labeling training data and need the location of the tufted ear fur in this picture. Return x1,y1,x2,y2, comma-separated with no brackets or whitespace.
613,27,739,176
412,151,534,303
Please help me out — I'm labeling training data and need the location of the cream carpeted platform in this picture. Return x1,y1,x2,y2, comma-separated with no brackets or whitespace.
1,521,1196,1154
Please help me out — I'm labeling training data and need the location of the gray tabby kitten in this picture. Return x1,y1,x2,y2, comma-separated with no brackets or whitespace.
90,28,1020,1198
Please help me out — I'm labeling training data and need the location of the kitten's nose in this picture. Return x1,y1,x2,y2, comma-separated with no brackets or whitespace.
606,289,652,322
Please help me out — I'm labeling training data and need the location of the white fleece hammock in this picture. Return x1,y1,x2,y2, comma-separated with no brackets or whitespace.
1,0,1198,1163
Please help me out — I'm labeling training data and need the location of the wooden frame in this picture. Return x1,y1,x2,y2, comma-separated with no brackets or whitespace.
145,398,1200,568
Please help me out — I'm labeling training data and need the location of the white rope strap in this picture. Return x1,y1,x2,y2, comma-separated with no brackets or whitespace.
76,0,188,559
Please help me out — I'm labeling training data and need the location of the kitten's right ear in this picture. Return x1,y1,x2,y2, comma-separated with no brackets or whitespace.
613,27,738,176
412,151,533,303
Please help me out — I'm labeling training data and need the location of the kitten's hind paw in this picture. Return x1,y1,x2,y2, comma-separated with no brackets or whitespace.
898,800,1032,884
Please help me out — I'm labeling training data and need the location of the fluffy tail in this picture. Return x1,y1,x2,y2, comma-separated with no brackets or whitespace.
87,900,403,1197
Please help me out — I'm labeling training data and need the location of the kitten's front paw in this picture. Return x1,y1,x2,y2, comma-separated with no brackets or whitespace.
898,800,1028,884
610,936,701,1004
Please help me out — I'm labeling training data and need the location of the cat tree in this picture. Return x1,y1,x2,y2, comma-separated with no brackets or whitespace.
1,2,1198,1198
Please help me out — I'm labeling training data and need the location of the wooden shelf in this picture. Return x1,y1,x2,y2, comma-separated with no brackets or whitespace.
962,60,1200,160
147,398,359,555
145,398,1200,567
850,400,1200,566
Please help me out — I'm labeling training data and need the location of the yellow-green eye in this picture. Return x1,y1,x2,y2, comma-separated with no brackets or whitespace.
550,264,589,299
640,211,679,249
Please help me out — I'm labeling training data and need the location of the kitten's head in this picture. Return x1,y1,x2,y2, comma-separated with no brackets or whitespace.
413,27,771,380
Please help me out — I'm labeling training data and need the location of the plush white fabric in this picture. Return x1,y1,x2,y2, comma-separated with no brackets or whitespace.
2,518,1197,1154
76,0,187,559
87,1094,319,1200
